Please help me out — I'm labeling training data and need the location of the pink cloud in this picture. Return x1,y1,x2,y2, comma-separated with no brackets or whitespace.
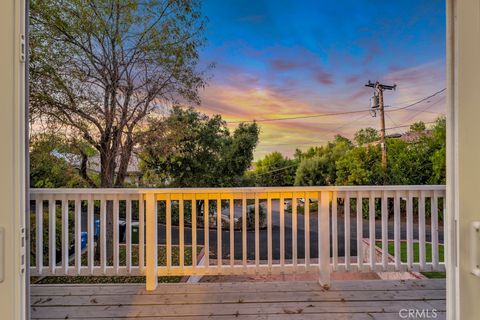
269,59,305,71
196,60,445,159
314,69,334,85
345,74,361,84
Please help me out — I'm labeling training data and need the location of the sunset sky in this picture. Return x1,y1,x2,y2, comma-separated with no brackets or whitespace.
197,0,446,159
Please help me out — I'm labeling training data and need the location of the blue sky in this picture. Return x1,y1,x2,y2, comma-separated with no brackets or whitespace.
197,0,446,158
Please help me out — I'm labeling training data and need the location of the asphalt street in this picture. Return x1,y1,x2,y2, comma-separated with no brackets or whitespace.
156,210,445,260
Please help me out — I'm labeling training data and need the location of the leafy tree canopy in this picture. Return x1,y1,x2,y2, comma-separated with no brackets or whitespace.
139,107,259,187
247,152,297,187
30,134,93,188
30,0,209,187
410,121,427,132
354,127,380,145
294,135,353,186
254,117,446,187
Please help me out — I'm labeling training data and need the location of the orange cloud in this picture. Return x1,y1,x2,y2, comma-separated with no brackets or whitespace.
198,60,445,159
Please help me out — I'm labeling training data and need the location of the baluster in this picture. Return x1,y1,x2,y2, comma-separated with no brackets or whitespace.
332,192,338,271
126,196,132,274
139,194,145,273
369,192,375,271
267,194,273,271
217,197,222,269
113,195,119,274
49,196,56,274
356,192,363,270
419,191,426,269
344,192,351,271
166,194,172,269
61,196,68,275
255,194,260,268
406,191,414,269
292,197,298,271
304,193,310,267
280,196,285,269
87,194,94,274
230,196,234,268
204,198,209,267
179,195,185,270
75,195,81,275
35,197,43,275
192,195,197,270
394,191,401,270
100,196,106,274
381,191,388,270
319,191,330,286
242,193,247,270
145,193,158,290
432,191,439,270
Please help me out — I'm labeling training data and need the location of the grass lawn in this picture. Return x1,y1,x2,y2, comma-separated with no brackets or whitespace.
376,241,446,279
32,245,202,284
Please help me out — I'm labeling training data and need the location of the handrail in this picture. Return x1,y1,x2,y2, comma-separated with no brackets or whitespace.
30,185,446,194
29,185,446,291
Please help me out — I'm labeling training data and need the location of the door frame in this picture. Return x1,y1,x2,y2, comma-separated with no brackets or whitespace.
445,1,457,319
0,0,27,319
0,0,462,319
445,0,480,319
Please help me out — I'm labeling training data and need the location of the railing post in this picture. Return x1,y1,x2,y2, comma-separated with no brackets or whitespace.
145,193,158,291
319,191,331,287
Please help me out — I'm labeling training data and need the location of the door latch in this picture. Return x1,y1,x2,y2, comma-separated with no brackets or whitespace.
0,227,4,282
471,221,480,277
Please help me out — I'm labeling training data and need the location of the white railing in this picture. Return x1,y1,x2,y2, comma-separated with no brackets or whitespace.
30,186,446,290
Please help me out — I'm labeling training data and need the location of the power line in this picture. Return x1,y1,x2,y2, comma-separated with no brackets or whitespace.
260,120,439,148
387,88,445,113
385,112,399,127
259,113,371,148
225,88,446,124
384,121,436,131
253,120,439,176
396,96,444,125
253,163,298,176
226,109,370,124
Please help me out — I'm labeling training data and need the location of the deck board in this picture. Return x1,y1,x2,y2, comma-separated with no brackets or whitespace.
31,279,446,319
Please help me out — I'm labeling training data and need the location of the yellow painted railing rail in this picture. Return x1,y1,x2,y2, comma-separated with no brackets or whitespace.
30,186,446,290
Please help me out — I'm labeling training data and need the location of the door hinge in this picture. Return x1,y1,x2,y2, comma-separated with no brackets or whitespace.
20,34,25,63
20,227,25,274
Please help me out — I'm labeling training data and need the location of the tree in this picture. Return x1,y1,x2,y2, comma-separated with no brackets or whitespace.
248,152,297,186
294,135,353,186
410,121,426,133
30,134,90,188
429,117,446,184
336,145,383,185
354,127,379,145
294,156,330,186
30,0,209,188
386,138,433,185
139,107,259,187
387,117,446,185
30,0,209,259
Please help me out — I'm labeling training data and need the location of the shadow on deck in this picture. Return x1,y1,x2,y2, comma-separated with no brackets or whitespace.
31,279,446,319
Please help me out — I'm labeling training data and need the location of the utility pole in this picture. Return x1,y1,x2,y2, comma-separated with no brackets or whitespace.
365,80,396,174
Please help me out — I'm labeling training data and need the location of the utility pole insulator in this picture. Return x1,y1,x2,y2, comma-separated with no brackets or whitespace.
365,81,396,179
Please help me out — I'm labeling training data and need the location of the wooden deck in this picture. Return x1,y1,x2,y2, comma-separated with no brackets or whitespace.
31,279,446,319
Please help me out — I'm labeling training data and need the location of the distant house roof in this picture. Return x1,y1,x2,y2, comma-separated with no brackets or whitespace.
397,130,432,142
365,130,432,147
54,152,141,174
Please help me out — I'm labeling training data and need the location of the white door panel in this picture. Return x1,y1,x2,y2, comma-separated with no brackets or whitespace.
448,0,480,319
0,0,27,319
